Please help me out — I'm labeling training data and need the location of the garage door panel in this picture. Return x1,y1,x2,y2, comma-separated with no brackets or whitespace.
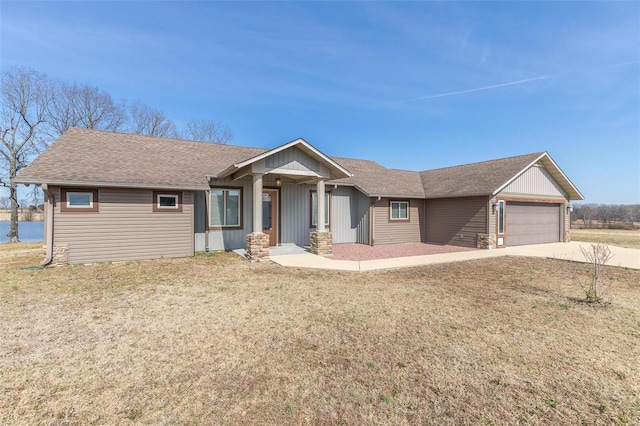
506,202,561,246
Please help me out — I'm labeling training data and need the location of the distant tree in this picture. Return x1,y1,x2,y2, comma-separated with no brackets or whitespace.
129,102,178,137
0,66,51,242
0,196,9,211
47,81,126,136
182,119,233,144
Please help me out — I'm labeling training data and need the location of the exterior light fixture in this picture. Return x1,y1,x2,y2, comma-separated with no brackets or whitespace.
275,176,282,187
567,204,573,213
492,202,499,213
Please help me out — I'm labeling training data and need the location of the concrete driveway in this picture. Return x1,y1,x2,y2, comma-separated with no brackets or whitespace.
269,242,640,272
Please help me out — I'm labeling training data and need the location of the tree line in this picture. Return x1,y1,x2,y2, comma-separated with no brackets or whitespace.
1,66,232,242
571,203,640,229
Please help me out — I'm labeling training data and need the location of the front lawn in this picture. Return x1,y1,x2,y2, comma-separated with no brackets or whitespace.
1,248,638,424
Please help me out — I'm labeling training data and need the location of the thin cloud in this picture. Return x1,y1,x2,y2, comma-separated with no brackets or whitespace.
400,76,550,103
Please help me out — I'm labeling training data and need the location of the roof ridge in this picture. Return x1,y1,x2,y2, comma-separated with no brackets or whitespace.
66,127,269,152
420,152,545,174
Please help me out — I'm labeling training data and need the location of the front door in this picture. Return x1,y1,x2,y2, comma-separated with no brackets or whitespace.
262,189,278,246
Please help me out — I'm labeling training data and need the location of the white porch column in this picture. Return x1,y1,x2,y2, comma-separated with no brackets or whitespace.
317,179,326,232
252,173,264,233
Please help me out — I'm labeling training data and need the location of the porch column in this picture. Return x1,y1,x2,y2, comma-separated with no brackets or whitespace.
252,173,264,233
246,173,270,261
316,179,326,232
310,179,333,256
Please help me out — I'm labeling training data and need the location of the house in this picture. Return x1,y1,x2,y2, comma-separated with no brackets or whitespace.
15,128,584,265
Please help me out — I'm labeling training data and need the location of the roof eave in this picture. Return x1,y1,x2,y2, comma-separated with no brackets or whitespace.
14,178,209,191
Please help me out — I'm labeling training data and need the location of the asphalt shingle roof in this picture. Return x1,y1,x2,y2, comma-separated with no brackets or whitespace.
16,128,552,199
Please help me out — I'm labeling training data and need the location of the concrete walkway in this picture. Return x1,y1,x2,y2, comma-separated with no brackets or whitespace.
269,242,640,272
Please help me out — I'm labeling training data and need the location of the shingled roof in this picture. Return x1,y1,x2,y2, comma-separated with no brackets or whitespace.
16,128,583,199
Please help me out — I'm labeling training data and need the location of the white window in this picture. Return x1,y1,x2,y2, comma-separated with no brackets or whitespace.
311,191,330,227
210,188,241,227
157,194,179,209
67,192,93,208
390,201,409,220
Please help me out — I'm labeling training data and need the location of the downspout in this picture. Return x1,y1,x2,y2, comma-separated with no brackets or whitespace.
41,184,54,266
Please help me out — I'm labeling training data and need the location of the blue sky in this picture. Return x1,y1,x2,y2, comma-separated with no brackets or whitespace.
2,1,639,204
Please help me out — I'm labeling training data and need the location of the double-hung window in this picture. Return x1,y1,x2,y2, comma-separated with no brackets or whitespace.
390,201,409,220
310,191,330,227
210,188,242,228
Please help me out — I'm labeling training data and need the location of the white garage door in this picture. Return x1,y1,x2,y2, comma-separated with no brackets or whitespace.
506,202,561,246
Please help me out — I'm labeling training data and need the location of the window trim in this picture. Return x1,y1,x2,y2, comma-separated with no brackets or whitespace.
497,200,505,235
152,191,183,212
209,186,243,230
389,200,410,221
310,190,331,228
60,188,99,212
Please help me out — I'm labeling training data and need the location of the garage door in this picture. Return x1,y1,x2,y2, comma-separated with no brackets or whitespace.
506,202,561,246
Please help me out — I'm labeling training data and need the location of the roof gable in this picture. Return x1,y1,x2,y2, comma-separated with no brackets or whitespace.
217,138,352,181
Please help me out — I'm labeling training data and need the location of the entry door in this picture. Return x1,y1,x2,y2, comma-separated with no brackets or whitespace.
262,189,278,246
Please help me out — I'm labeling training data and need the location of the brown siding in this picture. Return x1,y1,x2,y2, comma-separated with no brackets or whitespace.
373,198,425,245
425,196,488,248
51,187,193,264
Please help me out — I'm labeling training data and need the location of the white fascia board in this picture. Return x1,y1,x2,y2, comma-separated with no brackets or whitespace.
15,180,208,191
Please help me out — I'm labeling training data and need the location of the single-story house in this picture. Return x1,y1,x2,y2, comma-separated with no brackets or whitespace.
15,128,584,265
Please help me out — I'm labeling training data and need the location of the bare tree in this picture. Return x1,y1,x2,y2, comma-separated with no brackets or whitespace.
0,67,51,242
47,81,126,136
182,119,233,144
576,243,613,304
129,102,178,138
0,196,9,211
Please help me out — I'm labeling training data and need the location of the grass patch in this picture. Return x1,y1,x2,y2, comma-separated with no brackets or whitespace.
571,228,640,249
0,248,639,424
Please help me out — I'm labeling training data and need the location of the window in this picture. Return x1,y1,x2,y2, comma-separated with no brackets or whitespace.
210,188,242,228
152,191,182,212
310,191,330,227
497,200,505,234
390,201,409,220
60,188,99,212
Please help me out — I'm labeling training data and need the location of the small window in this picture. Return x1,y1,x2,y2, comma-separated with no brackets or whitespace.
157,194,178,209
390,201,409,220
152,191,182,212
68,192,93,208
210,188,242,228
497,200,505,234
60,188,99,212
310,191,330,227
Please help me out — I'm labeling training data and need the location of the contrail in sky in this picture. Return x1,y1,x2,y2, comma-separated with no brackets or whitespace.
400,60,639,104
402,76,550,103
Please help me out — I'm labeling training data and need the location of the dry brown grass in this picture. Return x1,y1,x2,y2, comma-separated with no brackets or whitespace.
571,228,640,249
1,249,639,425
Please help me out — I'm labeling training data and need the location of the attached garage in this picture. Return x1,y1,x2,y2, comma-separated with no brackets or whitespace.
505,202,562,246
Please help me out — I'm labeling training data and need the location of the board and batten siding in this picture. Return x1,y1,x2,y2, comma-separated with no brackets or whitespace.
51,187,193,264
372,198,425,245
425,197,488,248
331,186,370,244
501,164,568,197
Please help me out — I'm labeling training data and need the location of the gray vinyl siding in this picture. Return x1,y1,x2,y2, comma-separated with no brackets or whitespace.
51,186,193,264
280,182,312,246
265,146,320,172
194,191,206,251
331,186,370,244
208,177,253,251
373,198,425,245
425,197,488,248
502,164,568,197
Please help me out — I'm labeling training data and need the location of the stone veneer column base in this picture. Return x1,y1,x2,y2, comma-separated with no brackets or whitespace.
310,231,333,256
53,243,70,266
564,231,571,243
476,234,495,250
246,232,270,261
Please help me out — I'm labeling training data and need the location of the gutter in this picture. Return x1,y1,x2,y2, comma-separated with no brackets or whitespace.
40,184,54,266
